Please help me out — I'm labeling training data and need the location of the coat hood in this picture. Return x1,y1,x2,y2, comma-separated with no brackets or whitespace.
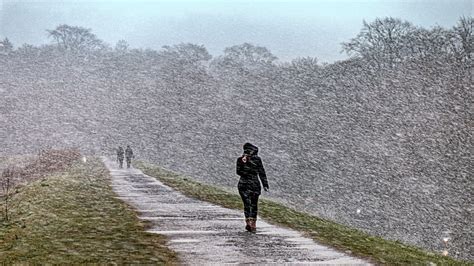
243,142,258,155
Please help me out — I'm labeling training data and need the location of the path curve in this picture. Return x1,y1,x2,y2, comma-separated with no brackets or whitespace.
102,157,370,265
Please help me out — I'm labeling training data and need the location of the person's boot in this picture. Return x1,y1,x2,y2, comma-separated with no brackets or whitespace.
245,218,252,232
249,218,257,232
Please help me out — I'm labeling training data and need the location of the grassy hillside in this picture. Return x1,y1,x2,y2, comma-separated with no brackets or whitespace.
137,161,471,265
0,157,177,264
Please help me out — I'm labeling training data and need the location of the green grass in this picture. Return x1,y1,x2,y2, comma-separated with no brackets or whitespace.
0,158,177,264
137,161,471,265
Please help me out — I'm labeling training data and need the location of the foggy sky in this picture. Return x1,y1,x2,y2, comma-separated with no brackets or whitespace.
0,0,472,62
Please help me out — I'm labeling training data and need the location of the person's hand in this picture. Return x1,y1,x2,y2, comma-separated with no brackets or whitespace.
264,187,269,192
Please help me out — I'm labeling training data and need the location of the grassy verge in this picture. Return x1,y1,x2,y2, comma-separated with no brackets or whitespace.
0,157,177,264
137,161,470,265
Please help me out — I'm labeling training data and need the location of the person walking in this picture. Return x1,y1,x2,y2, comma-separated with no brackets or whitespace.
236,142,269,232
125,145,134,168
116,146,124,168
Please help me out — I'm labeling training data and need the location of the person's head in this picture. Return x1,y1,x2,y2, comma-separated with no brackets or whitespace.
243,142,258,156
127,145,130,148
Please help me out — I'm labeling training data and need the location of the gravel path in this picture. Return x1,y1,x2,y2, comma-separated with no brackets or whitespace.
103,157,370,265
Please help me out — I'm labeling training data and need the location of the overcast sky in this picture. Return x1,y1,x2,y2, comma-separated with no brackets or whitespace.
0,0,472,62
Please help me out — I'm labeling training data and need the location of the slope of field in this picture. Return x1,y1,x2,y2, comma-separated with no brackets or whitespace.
0,155,176,264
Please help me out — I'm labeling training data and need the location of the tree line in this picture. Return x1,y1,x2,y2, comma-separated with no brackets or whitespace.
0,16,472,72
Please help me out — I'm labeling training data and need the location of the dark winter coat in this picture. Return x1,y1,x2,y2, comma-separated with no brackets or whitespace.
125,147,133,159
117,147,124,159
236,143,268,194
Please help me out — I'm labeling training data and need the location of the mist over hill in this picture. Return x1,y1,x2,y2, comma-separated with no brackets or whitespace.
1,17,472,260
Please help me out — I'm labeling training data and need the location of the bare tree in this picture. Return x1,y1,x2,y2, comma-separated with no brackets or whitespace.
115,39,129,53
342,17,416,68
47,24,104,52
210,43,277,79
278,57,321,90
450,16,474,64
406,26,452,62
158,43,212,87
159,43,211,64
289,57,319,74
0,37,14,54
222,42,277,66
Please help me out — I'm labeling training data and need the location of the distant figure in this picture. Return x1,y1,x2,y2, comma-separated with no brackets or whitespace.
125,145,134,168
236,143,269,232
116,146,124,168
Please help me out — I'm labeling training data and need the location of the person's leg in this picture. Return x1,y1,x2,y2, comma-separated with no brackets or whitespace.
119,158,123,168
239,189,252,231
239,190,251,218
249,193,259,218
249,193,260,231
126,158,131,168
